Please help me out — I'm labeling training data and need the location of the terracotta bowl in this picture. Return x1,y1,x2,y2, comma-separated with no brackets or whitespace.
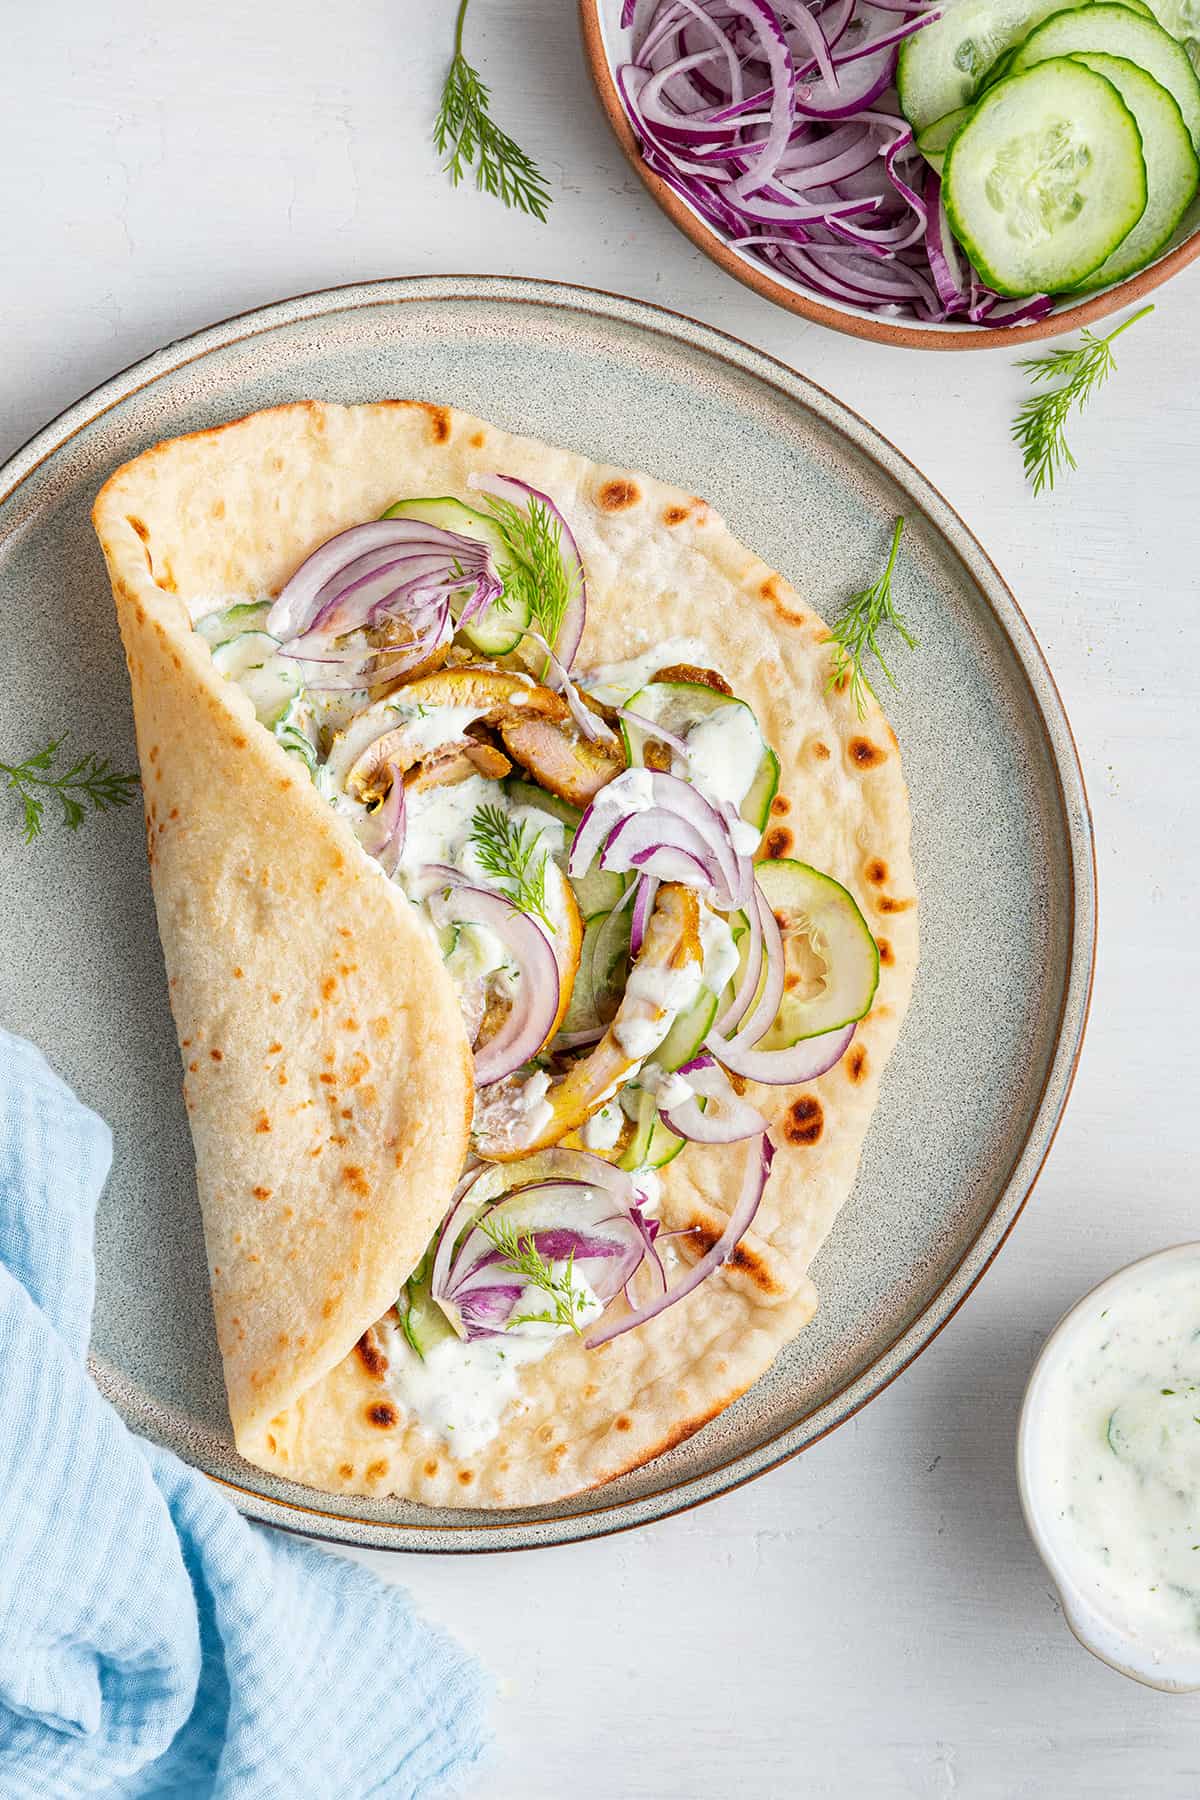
579,0,1200,349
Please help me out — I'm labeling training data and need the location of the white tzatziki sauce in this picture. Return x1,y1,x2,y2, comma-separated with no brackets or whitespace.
698,901,739,994
1029,1254,1200,1658
581,1102,622,1150
580,638,712,708
639,1061,693,1112
676,702,765,855
614,955,703,1060
380,1278,603,1456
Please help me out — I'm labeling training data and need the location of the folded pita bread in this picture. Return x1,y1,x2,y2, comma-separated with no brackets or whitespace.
93,400,917,1508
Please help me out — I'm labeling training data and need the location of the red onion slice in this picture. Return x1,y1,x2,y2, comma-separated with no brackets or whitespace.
723,882,785,1050
267,519,500,641
924,167,970,313
662,1054,769,1141
428,877,561,1085
446,1182,644,1303
570,769,748,912
630,874,659,959
428,1151,646,1340
585,1134,775,1346
600,808,726,896
526,631,617,745
708,1019,855,1084
718,2,796,201
714,885,763,1035
570,795,636,880
467,472,587,668
356,763,406,876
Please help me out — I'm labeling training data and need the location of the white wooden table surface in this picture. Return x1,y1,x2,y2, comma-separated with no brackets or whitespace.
6,3,1200,1794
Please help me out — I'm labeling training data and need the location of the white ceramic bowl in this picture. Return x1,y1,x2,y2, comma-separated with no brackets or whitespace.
1018,1244,1200,1692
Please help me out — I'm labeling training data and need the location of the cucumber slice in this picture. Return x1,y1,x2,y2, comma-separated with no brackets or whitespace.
1069,53,1199,285
559,903,633,1039
210,629,279,676
558,912,608,1037
618,1087,656,1170
504,777,582,837
1141,0,1200,75
655,986,718,1072
572,863,629,918
977,0,1155,95
645,1116,686,1169
382,497,532,655
196,600,272,646
1012,5,1200,146
753,859,879,1043
898,0,1093,130
918,105,974,172
621,681,779,834
590,903,633,1024
398,1252,455,1360
944,59,1148,295
211,631,302,727
981,46,1020,88
273,694,318,773
616,1087,688,1170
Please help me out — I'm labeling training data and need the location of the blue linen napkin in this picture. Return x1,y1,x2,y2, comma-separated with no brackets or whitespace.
0,1029,490,1799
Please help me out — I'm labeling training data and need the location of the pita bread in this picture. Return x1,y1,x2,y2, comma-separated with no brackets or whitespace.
93,400,917,1507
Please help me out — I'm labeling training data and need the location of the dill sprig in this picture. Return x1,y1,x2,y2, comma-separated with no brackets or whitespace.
480,1215,590,1335
1013,304,1154,495
483,492,579,654
2,738,139,844
469,802,555,930
433,0,552,220
827,518,915,720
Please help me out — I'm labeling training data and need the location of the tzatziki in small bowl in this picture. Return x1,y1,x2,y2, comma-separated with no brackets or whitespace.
1019,1244,1200,1691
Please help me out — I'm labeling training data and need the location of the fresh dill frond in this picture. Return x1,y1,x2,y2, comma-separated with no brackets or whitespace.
827,518,915,720
1,738,139,844
482,493,579,655
469,802,555,930
480,1216,590,1335
1012,304,1153,495
433,0,552,220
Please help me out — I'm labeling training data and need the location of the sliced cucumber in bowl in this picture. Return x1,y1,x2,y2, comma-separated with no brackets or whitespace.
944,58,1148,295
898,0,1093,130
1141,0,1200,71
917,106,974,173
1010,3,1200,145
753,859,879,1045
1068,52,1200,286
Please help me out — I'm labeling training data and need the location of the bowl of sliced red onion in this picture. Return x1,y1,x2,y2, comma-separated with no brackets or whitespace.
580,0,1200,347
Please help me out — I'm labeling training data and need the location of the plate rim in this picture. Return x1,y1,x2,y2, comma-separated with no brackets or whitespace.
4,274,1096,1550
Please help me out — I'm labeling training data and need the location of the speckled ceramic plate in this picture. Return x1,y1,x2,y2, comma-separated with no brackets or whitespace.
0,276,1094,1551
